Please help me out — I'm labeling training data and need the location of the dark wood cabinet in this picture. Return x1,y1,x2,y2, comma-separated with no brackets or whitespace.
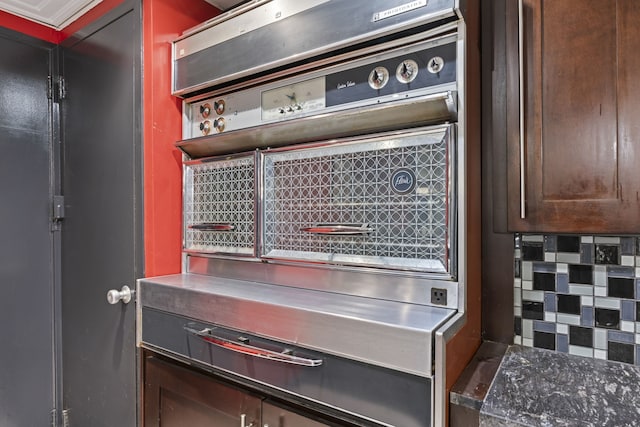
143,354,334,427
144,355,262,427
501,0,640,233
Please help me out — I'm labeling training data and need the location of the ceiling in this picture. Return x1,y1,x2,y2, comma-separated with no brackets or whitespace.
0,0,103,29
0,0,248,30
0,0,246,30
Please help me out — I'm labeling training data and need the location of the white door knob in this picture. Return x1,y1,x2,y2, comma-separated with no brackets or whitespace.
106,285,134,304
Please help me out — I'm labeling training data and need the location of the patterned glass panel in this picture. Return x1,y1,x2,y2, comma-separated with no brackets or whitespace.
262,127,452,273
184,155,255,255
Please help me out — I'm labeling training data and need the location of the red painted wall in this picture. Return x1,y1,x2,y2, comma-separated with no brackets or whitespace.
0,10,60,43
142,0,219,277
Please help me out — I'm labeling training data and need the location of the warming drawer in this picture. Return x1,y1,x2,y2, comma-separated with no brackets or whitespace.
137,273,455,377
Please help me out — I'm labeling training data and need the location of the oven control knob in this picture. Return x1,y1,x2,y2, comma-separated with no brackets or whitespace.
396,59,419,83
214,117,225,132
199,103,211,118
199,120,212,135
107,285,134,304
368,66,389,90
427,56,445,74
214,99,225,115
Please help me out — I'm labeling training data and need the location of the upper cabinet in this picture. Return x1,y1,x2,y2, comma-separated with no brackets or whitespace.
497,0,640,233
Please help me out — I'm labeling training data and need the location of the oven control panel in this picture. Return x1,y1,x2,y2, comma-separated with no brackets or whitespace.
183,34,457,139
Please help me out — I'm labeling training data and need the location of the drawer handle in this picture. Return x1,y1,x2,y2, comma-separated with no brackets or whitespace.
188,223,235,231
518,0,526,219
185,326,323,367
301,224,373,235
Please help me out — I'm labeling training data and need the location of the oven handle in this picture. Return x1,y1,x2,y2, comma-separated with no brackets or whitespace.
518,0,526,219
188,223,236,231
300,224,373,235
184,326,323,367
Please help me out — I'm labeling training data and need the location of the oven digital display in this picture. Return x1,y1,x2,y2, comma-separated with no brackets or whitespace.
260,77,326,122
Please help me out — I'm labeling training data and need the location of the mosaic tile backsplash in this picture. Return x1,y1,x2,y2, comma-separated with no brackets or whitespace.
514,235,640,366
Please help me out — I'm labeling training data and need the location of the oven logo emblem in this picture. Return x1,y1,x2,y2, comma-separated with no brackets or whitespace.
391,168,416,194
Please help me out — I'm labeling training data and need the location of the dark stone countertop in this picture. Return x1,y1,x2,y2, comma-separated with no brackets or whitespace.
480,345,640,426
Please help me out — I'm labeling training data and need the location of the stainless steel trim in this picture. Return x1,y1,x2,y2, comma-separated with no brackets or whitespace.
186,256,459,308
184,325,324,367
300,224,373,236
518,0,526,219
177,91,457,159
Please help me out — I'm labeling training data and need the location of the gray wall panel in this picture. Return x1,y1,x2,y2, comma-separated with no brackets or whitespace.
0,34,54,427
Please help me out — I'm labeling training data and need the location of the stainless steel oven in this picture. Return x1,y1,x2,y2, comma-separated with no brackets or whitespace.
139,1,473,426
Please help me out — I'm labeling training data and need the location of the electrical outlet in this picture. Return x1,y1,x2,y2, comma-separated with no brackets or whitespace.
431,288,447,306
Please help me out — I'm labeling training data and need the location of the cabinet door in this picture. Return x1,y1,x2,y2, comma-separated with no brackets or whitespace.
506,0,640,233
144,355,261,427
262,402,331,427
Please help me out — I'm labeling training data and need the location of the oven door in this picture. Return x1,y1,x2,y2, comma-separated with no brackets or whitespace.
183,152,257,257
261,124,455,276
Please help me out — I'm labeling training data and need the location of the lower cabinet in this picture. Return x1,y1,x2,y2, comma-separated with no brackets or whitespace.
143,354,331,427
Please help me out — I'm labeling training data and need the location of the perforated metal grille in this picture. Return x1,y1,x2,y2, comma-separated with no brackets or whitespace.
184,155,255,255
263,128,451,273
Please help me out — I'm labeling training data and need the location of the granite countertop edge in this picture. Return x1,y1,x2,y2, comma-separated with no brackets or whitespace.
479,345,640,427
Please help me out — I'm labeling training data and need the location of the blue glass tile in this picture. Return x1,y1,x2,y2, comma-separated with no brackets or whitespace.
533,262,557,273
557,274,569,293
621,237,635,256
533,321,556,333
544,235,557,252
636,279,640,301
607,266,635,278
581,306,594,327
557,334,569,353
636,345,640,366
608,330,634,344
580,243,593,264
621,300,635,322
545,292,557,313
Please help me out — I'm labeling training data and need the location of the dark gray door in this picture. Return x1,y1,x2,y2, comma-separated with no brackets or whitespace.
60,3,142,426
0,32,55,427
